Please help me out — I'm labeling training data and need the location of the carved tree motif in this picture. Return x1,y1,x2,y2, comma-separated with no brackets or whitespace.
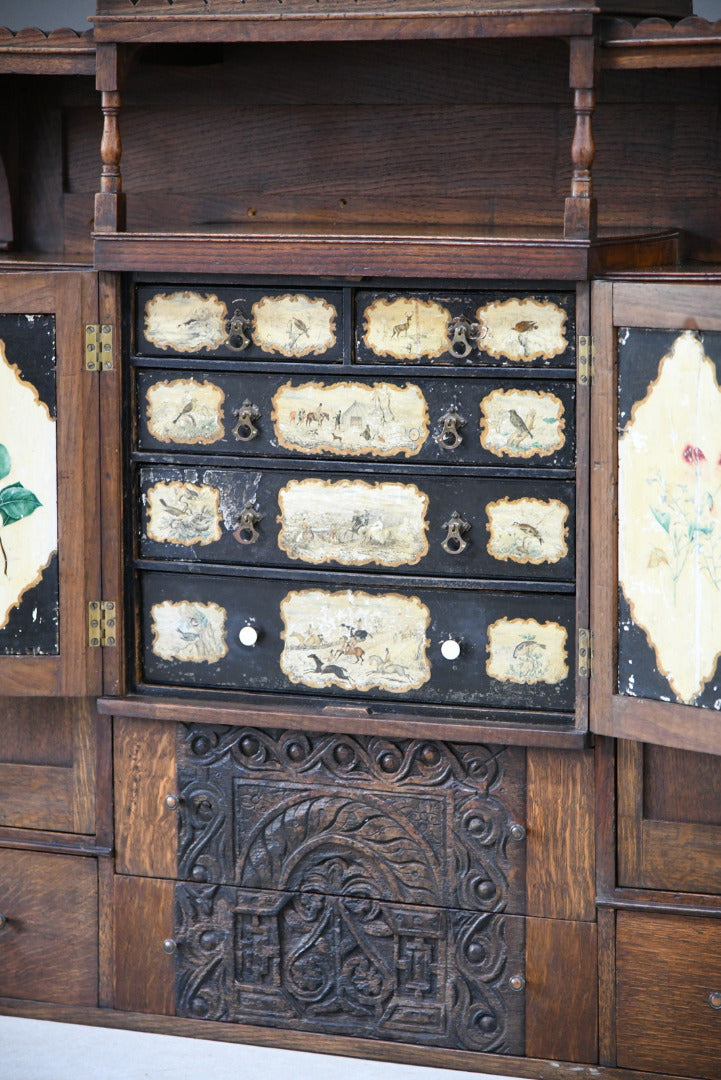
176,727,525,914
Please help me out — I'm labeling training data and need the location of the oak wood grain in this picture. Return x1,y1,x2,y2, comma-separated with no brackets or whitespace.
113,875,175,1015
526,917,598,1064
114,717,177,878
0,848,98,1005
526,748,595,921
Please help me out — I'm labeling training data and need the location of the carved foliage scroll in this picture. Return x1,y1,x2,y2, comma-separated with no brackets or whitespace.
174,881,525,1052
176,727,526,915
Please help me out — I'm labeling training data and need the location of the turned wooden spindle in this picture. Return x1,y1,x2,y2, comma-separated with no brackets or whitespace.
95,44,126,233
564,38,597,240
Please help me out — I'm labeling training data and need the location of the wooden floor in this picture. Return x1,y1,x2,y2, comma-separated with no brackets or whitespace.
0,1017,527,1080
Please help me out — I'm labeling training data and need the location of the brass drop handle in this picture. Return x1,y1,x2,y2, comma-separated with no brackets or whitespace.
434,405,466,450
225,304,252,351
0,913,6,930
448,314,483,359
233,502,262,545
233,400,261,442
164,793,180,811
442,511,470,554
162,938,178,956
709,991,721,1010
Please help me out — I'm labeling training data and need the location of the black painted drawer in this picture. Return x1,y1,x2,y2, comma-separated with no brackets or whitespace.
138,568,576,713
137,463,576,582
135,285,345,363
135,369,576,470
355,288,575,368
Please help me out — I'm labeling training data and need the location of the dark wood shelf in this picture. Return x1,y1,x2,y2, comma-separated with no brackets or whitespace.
97,694,589,749
93,223,680,279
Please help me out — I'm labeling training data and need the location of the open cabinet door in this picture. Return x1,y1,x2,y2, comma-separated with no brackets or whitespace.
591,279,721,755
0,271,102,696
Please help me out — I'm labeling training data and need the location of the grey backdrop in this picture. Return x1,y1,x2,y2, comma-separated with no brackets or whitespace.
0,0,720,29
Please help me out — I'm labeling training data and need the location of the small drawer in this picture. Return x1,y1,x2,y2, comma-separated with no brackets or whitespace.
137,463,576,583
138,568,576,715
135,285,345,363
135,369,576,470
617,910,721,1079
0,847,98,1006
356,289,575,368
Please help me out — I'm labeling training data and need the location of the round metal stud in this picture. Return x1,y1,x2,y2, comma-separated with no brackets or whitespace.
162,938,178,956
510,823,526,841
709,991,721,1010
164,793,180,811
509,974,525,992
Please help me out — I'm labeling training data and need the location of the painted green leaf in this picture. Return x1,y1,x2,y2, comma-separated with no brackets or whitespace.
650,505,671,533
0,481,42,526
0,444,10,481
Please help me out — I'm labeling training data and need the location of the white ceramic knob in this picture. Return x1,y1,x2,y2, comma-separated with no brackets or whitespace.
238,625,259,647
440,639,461,661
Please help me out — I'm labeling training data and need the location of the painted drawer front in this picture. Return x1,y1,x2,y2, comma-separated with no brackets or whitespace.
356,289,575,368
175,725,526,912
173,881,525,1053
136,369,576,470
138,464,576,582
135,285,344,362
139,569,575,712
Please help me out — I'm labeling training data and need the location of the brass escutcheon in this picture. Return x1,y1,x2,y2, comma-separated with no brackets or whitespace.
233,502,262,545
233,399,261,442
448,314,483,359
434,404,466,450
225,304,252,351
442,510,471,554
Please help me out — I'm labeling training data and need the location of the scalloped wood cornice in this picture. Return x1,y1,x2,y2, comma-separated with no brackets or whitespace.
0,27,94,51
0,27,94,75
603,15,721,46
600,16,721,69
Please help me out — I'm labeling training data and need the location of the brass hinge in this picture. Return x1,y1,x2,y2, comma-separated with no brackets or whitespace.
85,324,114,371
578,627,593,678
88,601,117,648
578,335,594,387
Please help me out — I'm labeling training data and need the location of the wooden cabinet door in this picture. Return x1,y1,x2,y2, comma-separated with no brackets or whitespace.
0,272,102,696
591,281,721,755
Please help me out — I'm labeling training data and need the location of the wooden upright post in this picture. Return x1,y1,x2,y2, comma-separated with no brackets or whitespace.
94,43,126,234
564,35,597,240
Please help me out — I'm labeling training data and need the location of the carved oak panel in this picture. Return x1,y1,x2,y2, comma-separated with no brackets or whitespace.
176,727,526,914
174,881,525,1053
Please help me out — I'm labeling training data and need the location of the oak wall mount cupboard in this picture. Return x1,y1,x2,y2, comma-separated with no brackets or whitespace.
3,5,721,1080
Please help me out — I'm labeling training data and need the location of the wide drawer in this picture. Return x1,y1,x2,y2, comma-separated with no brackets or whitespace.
135,370,576,470
138,568,576,714
137,463,575,583
355,288,575,368
616,910,721,1079
173,725,526,911
135,285,345,363
173,880,525,1052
